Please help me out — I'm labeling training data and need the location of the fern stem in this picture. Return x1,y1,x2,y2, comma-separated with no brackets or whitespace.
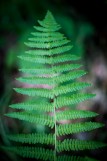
53,81,57,161
54,99,57,161
51,61,57,161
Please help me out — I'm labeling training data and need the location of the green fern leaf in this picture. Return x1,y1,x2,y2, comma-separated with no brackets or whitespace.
19,64,81,77
40,10,58,25
37,21,61,30
28,35,65,42
18,53,80,65
5,112,54,128
56,93,95,108
56,70,87,83
47,45,73,55
17,76,54,85
57,139,106,152
57,122,104,136
25,39,70,49
13,88,53,98
34,25,60,32
54,82,91,96
13,83,92,99
56,109,99,120
31,32,64,38
57,155,99,161
53,63,82,73
19,67,52,74
7,133,54,145
9,101,54,112
2,146,54,161
18,63,82,75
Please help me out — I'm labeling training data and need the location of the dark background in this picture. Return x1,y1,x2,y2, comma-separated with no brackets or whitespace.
0,0,107,161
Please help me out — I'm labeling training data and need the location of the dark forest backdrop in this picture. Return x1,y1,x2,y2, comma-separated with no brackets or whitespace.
0,0,107,161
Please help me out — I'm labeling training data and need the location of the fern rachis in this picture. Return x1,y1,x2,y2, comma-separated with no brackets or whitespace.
3,10,106,161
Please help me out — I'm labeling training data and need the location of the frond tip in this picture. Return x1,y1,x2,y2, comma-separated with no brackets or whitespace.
38,10,61,31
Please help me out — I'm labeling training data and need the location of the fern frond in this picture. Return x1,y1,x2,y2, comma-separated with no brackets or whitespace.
17,76,54,85
18,81,91,97
17,64,82,84
9,101,54,112
19,67,52,74
56,109,99,120
52,54,80,64
57,122,104,136
31,32,64,38
25,39,70,49
40,10,59,25
34,11,61,32
56,70,87,83
37,21,61,30
7,133,54,145
57,139,106,152
2,146,54,161
28,36,65,42
13,88,53,98
18,53,80,65
54,63,82,73
34,25,58,32
26,45,73,56
48,45,73,55
18,63,82,76
38,16,60,30
5,10,106,161
54,82,91,96
18,55,53,64
57,155,99,161
13,83,92,99
34,25,60,32
19,64,82,78
56,93,95,108
5,112,54,128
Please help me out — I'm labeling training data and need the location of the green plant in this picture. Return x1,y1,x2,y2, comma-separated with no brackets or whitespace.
4,11,106,161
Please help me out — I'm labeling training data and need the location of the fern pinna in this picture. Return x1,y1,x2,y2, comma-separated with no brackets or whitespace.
5,11,106,161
